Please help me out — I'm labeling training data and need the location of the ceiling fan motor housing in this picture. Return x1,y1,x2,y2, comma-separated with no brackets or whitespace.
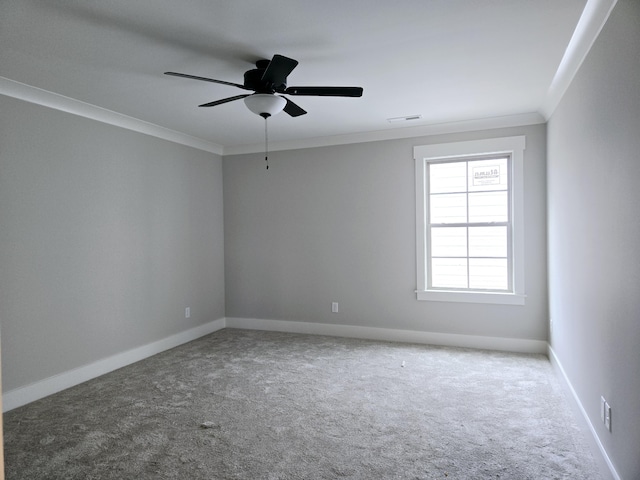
244,61,285,93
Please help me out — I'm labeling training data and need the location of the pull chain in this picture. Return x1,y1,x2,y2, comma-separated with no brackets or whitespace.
264,117,269,170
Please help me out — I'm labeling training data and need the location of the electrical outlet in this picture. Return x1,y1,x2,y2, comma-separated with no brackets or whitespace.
604,401,612,432
331,302,339,313
185,307,190,318
600,396,612,432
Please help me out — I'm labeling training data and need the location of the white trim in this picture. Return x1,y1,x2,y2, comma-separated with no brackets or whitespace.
223,112,544,156
541,0,618,119
5,0,620,160
414,136,526,305
3,317,547,411
414,136,526,160
416,290,526,305
0,74,545,156
2,316,617,479
2,318,226,412
548,346,621,480
226,317,547,354
0,76,224,155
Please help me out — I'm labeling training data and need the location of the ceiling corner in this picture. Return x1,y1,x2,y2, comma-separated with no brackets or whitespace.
540,0,618,120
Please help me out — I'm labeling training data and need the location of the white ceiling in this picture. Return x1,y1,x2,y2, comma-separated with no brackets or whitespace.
1,0,598,154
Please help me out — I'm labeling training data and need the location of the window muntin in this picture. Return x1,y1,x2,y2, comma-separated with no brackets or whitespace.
414,136,525,305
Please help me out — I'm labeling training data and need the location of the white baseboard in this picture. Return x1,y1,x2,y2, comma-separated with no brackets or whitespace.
3,318,226,412
3,316,620,480
548,346,620,480
225,317,548,354
1,317,548,412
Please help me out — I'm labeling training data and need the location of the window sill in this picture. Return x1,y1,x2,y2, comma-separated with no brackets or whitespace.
416,290,526,305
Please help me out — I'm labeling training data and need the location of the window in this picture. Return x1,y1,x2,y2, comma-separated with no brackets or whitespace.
414,136,525,305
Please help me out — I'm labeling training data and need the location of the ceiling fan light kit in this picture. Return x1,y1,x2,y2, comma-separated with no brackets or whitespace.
244,94,287,118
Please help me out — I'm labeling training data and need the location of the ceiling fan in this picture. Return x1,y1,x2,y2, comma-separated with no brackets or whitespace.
165,54,363,118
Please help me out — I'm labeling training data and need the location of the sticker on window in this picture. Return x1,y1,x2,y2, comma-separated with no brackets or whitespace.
473,165,500,185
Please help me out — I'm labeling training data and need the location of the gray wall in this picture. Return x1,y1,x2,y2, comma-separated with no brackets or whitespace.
0,96,225,392
547,0,640,478
224,124,548,342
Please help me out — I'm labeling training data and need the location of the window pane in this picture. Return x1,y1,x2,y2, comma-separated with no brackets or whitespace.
431,258,468,289
431,227,467,257
429,162,466,194
468,191,508,223
469,258,508,290
430,193,466,224
469,226,507,258
468,158,508,192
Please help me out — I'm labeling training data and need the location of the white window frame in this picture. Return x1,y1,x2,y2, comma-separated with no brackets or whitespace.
414,136,526,305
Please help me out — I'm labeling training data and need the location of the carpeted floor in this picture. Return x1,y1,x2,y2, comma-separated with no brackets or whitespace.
4,329,600,479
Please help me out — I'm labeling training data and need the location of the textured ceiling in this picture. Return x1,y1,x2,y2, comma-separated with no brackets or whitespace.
1,0,589,153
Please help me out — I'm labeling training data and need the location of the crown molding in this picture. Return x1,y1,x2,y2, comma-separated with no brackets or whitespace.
223,112,545,156
0,76,224,155
540,0,618,120
1,1,617,157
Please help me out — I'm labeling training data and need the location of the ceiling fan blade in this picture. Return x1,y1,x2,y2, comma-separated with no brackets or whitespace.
165,72,250,90
282,97,307,117
284,86,363,97
261,54,298,88
199,94,250,107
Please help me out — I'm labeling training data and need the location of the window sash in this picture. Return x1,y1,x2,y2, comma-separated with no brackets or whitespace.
427,223,512,291
426,157,512,293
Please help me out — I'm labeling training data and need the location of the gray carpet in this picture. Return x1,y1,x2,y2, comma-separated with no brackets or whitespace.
4,329,599,479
